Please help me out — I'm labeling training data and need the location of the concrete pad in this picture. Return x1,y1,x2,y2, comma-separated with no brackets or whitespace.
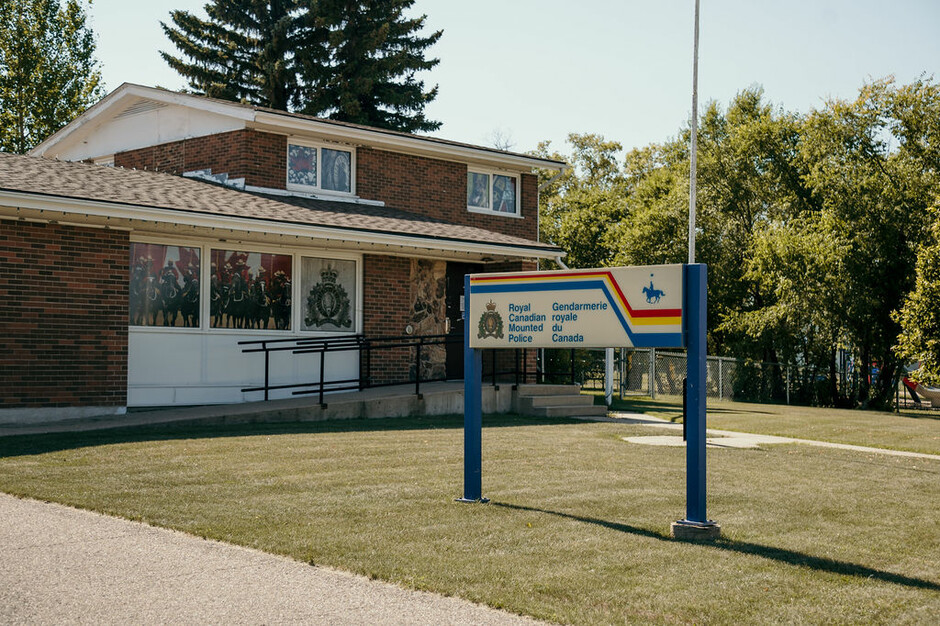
671,520,722,541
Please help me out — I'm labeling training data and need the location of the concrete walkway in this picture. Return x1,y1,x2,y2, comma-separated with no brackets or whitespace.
0,493,541,625
603,411,940,461
0,382,467,438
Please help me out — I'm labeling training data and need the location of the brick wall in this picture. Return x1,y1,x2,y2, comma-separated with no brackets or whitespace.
356,148,539,242
0,220,128,408
361,254,412,384
116,133,541,245
115,129,287,189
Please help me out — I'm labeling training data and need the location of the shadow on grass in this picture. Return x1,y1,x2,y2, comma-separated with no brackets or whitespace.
0,413,578,459
896,410,940,422
492,502,940,591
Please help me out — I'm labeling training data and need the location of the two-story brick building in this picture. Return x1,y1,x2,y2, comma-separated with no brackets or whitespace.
0,83,566,421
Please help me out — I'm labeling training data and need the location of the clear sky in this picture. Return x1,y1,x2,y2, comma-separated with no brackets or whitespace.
88,0,940,156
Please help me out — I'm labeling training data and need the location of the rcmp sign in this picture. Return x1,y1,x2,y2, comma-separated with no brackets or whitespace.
467,265,684,349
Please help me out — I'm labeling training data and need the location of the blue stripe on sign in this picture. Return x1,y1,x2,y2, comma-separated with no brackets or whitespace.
471,279,683,348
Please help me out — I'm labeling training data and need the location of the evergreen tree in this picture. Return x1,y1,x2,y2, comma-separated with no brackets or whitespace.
298,0,441,132
161,0,304,111
161,0,441,133
0,0,103,153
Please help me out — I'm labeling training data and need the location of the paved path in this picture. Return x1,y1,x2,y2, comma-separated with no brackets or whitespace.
602,412,940,461
0,493,541,625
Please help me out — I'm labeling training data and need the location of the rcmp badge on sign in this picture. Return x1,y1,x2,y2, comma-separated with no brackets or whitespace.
305,267,352,328
477,300,504,339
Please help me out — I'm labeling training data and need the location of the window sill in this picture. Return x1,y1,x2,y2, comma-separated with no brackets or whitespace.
467,206,524,219
285,184,356,199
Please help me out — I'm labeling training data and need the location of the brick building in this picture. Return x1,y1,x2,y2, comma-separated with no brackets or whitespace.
1,84,566,421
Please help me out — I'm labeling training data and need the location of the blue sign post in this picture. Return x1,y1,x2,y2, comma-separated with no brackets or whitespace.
458,274,486,503
670,264,720,539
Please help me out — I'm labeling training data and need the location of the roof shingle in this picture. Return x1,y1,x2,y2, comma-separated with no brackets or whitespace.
0,153,559,254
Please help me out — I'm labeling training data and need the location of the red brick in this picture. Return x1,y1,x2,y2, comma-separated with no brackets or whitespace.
0,220,128,408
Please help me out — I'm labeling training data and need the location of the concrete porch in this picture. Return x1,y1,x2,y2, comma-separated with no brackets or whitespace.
0,382,607,437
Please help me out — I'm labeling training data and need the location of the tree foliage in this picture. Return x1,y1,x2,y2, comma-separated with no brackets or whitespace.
895,208,940,386
536,78,940,409
533,134,628,269
161,0,441,132
0,0,102,153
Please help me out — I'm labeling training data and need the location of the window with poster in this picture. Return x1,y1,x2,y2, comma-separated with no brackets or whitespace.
300,257,357,332
129,242,201,328
209,249,293,330
467,169,518,216
287,139,354,194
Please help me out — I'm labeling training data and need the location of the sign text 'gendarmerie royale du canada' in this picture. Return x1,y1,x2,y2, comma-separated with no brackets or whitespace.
468,265,684,349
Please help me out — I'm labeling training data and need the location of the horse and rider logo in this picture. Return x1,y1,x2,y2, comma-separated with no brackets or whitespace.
643,275,665,304
477,300,504,339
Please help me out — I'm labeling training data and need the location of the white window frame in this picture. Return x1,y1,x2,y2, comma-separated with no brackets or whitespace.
466,168,522,218
286,138,356,197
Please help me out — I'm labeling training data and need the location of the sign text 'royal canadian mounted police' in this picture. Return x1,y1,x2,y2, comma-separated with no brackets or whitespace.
468,265,685,349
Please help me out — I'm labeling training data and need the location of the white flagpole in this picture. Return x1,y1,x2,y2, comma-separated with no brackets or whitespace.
689,0,700,264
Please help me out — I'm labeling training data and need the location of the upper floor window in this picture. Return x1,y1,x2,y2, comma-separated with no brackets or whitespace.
467,170,518,215
287,141,354,194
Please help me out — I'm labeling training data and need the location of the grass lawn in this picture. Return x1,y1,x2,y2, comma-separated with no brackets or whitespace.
0,414,938,624
602,394,940,456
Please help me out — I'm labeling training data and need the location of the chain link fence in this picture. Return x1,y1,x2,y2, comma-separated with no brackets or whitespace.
540,347,828,405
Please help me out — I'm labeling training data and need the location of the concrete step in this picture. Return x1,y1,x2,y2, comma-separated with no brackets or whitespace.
519,394,596,410
531,404,608,418
516,384,581,397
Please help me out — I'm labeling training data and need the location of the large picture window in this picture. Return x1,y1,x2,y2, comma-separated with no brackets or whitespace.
301,257,357,332
130,243,201,327
467,170,518,215
287,141,353,194
210,249,293,330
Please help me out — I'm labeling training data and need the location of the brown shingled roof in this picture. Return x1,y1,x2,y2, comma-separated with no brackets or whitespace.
0,153,559,254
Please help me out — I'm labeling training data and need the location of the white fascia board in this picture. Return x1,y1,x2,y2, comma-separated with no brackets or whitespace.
0,190,561,260
252,112,566,173
33,82,567,173
30,84,256,157
113,84,256,121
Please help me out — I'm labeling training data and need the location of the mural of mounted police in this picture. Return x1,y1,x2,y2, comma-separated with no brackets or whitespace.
129,244,200,327
210,249,292,330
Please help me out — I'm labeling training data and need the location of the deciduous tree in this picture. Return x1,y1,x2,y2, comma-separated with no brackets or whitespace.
533,134,627,268
895,213,940,387
0,0,102,153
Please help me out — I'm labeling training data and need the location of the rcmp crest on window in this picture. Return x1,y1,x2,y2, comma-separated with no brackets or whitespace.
305,266,352,329
477,300,503,339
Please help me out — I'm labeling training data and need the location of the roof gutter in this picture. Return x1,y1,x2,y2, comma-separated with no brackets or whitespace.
538,165,571,192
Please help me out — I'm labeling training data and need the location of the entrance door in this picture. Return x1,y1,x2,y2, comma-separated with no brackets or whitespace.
445,262,483,379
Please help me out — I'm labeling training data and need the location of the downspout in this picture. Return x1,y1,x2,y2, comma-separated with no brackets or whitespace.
555,256,569,269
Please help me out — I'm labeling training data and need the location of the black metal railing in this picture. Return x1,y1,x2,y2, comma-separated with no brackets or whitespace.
241,333,466,405
240,335,584,405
